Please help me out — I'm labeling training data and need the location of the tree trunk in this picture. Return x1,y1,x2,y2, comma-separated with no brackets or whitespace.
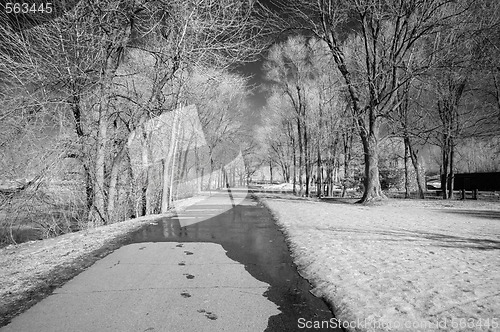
279,162,287,183
91,86,110,227
404,137,410,198
326,145,333,197
219,166,223,189
296,116,303,196
405,137,425,199
141,129,154,215
208,157,215,190
341,130,353,198
207,156,215,190
304,117,309,197
201,168,205,190
140,170,147,217
448,138,455,199
107,146,126,222
358,125,386,203
269,159,273,184
441,134,451,199
118,151,135,219
83,163,93,211
316,145,322,198
70,97,93,211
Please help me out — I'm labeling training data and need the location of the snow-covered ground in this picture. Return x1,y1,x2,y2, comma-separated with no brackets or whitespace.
260,183,295,190
0,195,208,325
259,182,345,192
260,196,500,332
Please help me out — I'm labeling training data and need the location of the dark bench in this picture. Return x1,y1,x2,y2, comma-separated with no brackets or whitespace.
447,172,500,200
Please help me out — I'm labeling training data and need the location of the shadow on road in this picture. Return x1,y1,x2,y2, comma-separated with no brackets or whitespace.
440,209,500,220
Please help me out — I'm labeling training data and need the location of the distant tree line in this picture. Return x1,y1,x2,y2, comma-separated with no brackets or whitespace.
256,0,500,201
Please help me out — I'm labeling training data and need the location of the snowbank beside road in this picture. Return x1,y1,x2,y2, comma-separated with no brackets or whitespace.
0,195,208,327
260,196,500,332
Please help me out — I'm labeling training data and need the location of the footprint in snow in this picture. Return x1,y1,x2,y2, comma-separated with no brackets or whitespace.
197,309,218,320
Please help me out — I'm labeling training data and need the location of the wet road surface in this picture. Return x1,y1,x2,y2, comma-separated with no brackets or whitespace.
130,190,343,331
1,190,344,332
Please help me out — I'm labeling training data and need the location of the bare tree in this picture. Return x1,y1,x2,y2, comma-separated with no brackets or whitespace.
186,68,249,189
260,36,353,197
263,35,318,196
269,0,472,202
423,2,500,198
258,95,296,184
389,81,428,198
1,0,271,238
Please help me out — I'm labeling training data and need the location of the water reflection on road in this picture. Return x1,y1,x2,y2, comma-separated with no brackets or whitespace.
129,192,342,332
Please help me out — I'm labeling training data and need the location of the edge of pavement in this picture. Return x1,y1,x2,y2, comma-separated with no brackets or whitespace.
0,193,210,328
254,193,354,332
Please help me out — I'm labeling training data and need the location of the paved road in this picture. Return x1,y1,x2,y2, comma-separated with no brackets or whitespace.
1,190,343,332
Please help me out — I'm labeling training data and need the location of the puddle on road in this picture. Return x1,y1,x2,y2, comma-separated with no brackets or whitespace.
128,195,341,332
